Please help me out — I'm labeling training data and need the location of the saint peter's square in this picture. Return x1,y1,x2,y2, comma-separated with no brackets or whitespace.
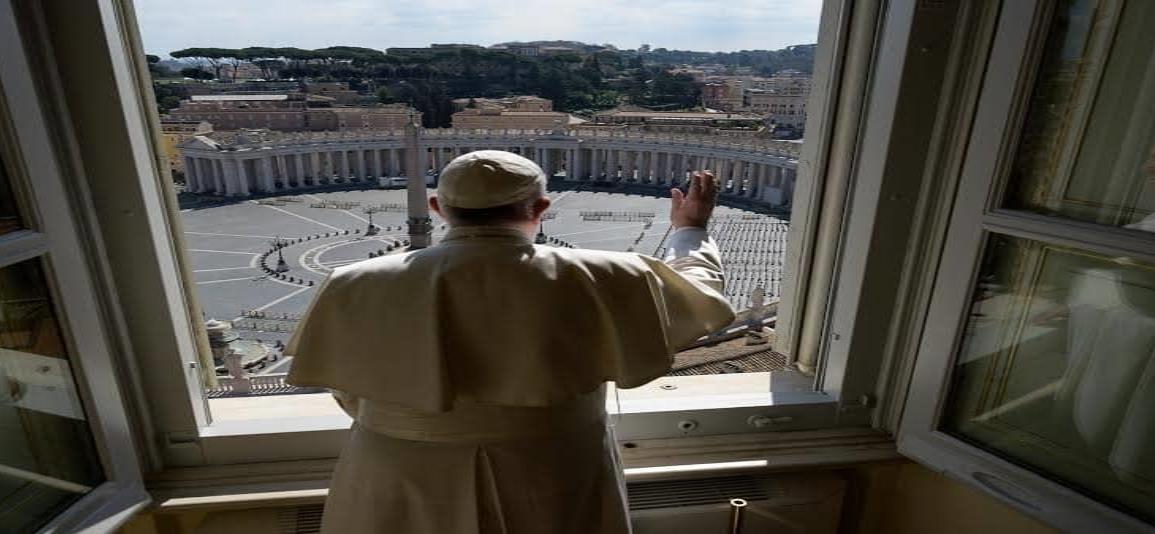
178,124,798,391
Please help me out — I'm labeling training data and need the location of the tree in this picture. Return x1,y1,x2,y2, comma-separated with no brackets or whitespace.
153,82,182,113
160,95,182,111
180,67,213,80
146,54,175,78
171,47,234,80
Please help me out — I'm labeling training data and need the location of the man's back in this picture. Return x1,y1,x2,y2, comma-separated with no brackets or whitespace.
287,225,733,413
284,151,729,533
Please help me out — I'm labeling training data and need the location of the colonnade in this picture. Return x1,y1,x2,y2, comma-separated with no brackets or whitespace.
181,129,799,207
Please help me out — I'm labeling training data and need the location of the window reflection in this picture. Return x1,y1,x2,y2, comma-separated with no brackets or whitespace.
943,234,1155,522
0,152,24,236
0,260,103,533
1006,0,1155,232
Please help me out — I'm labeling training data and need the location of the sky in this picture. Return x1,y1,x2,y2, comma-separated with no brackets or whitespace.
134,0,822,57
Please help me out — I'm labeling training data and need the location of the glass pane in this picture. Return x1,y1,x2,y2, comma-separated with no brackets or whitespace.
1005,0,1155,233
943,234,1155,522
0,260,104,533
0,151,25,235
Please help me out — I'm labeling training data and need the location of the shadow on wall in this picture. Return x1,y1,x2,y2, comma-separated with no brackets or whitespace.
841,461,1058,534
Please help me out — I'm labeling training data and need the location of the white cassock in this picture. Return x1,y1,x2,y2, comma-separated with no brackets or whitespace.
286,224,734,533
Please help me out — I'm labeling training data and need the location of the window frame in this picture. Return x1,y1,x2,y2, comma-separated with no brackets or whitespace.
0,1,148,530
48,0,960,478
898,0,1155,531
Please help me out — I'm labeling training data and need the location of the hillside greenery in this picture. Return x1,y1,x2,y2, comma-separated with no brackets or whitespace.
155,44,815,127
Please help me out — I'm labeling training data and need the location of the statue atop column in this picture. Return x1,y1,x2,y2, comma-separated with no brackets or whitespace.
550,118,567,137
745,286,770,346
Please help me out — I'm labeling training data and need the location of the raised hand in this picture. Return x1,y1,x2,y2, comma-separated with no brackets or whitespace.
670,171,718,229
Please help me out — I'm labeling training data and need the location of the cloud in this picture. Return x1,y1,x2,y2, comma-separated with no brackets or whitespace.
134,0,821,56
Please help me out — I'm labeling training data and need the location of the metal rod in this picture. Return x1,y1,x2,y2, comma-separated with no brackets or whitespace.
728,498,747,534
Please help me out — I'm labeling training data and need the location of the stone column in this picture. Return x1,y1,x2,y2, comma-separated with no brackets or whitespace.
192,158,204,193
748,162,757,197
783,168,795,200
757,164,766,198
259,157,275,192
293,153,305,188
305,152,317,185
767,166,783,205
648,151,658,184
187,156,203,191
721,159,733,193
573,147,584,181
185,158,200,192
315,152,327,182
221,158,239,196
272,155,284,187
337,151,348,181
182,156,197,191
663,153,675,185
735,161,745,192
235,159,251,196
210,160,224,195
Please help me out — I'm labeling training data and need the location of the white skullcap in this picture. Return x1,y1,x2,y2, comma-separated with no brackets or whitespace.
437,150,546,209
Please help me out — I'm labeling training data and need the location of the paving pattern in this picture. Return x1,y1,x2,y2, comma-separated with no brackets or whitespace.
182,187,790,365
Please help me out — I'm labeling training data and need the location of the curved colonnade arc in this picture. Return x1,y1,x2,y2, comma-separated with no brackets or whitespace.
179,128,800,208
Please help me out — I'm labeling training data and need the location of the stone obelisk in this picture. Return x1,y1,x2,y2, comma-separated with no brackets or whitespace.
404,111,433,248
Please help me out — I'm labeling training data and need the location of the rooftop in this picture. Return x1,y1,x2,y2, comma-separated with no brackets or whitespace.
190,94,290,102
599,110,763,121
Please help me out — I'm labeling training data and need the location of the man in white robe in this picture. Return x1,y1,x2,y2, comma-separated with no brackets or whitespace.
286,150,735,533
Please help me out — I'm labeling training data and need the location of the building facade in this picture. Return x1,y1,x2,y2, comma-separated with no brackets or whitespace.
451,108,584,130
170,94,418,132
591,109,765,136
451,96,553,112
745,90,808,130
159,119,213,175
701,80,745,110
178,128,799,208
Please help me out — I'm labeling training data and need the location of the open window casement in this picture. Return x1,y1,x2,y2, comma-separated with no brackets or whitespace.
0,1,148,531
899,0,1155,531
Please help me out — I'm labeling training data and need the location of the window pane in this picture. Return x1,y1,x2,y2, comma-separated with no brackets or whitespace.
0,151,25,235
1005,0,1155,233
0,259,104,533
942,234,1155,522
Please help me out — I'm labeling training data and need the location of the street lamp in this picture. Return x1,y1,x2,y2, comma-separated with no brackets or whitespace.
364,206,382,236
270,236,290,273
535,221,548,245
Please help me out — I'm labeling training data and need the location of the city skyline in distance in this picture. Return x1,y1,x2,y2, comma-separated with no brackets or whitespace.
135,0,822,56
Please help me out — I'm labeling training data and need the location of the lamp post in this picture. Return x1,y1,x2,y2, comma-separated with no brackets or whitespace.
364,208,380,236
270,236,290,273
535,221,548,244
